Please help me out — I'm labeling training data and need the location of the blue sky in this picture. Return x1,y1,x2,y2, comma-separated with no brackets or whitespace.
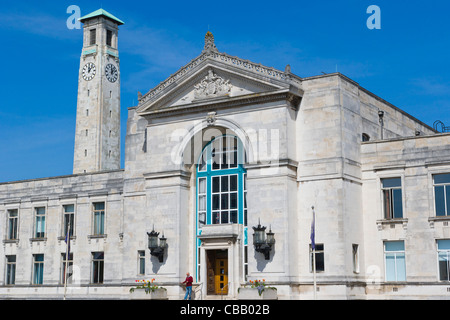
0,0,449,182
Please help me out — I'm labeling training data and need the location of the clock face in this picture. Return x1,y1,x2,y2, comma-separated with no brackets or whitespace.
105,64,118,83
82,63,96,81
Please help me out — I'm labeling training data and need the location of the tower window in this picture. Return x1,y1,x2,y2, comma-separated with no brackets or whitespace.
85,150,88,157
106,30,113,47
89,29,96,46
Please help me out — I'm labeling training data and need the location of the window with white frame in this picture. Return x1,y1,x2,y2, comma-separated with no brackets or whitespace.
5,255,16,285
61,253,73,285
91,252,104,284
198,177,207,227
434,174,450,217
381,178,403,219
352,244,360,274
33,254,44,285
34,207,46,238
92,202,105,235
310,244,325,272
7,209,18,240
212,174,239,224
384,241,406,281
437,239,450,281
138,251,145,275
63,204,75,238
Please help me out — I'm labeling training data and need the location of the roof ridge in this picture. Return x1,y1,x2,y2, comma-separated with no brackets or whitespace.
79,8,124,25
137,32,301,107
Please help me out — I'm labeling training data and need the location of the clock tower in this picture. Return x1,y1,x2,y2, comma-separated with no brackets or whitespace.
73,9,124,174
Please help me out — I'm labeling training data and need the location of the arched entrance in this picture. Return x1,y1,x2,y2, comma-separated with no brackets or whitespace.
195,134,248,297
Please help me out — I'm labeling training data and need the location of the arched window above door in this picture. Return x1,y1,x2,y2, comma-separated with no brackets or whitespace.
196,135,247,228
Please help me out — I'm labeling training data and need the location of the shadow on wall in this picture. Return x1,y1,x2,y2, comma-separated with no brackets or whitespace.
254,247,274,271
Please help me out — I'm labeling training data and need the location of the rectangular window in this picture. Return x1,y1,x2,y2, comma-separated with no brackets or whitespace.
244,173,247,227
381,178,403,219
310,244,324,272
434,174,450,217
7,209,18,240
61,253,74,285
34,207,46,238
91,252,104,284
212,175,238,225
106,30,113,46
198,178,207,227
384,241,406,282
6,255,16,285
199,150,207,172
63,204,75,237
92,202,105,235
197,247,201,282
212,137,238,170
33,254,44,285
352,244,360,273
138,251,145,275
437,239,450,281
89,29,96,45
244,246,248,282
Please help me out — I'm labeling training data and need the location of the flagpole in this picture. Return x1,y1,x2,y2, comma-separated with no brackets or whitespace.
311,206,317,300
63,223,71,301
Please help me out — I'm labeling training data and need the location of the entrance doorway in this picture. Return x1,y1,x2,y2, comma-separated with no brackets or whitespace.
206,249,228,295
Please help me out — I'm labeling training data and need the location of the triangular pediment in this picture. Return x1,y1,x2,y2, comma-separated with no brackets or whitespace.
136,33,303,116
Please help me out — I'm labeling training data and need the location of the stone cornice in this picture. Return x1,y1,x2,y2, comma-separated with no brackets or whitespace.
138,87,302,119
137,50,302,108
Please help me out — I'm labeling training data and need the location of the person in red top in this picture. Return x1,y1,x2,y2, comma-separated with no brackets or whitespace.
181,272,194,300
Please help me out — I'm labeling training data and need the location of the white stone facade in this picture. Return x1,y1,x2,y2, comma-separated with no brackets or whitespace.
0,11,449,300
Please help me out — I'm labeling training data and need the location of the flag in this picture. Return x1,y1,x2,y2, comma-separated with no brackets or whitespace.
64,225,71,286
310,208,315,251
65,228,71,256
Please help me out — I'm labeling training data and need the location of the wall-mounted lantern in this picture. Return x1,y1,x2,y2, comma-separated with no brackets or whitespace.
252,220,275,260
147,229,167,263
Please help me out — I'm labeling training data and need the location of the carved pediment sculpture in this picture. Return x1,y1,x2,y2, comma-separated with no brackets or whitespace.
194,70,232,100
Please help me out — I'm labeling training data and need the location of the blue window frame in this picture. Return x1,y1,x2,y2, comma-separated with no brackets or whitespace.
196,135,247,227
196,135,248,281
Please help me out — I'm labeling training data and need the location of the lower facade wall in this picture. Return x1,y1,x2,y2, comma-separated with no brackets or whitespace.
1,283,449,300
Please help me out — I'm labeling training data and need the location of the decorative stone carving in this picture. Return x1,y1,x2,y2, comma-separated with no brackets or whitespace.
194,70,232,100
204,31,218,53
206,112,217,126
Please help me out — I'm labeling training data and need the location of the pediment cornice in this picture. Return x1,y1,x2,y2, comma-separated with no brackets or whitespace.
136,32,303,116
